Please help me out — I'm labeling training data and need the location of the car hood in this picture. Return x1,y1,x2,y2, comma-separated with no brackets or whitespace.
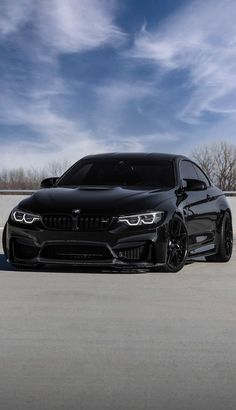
18,186,173,215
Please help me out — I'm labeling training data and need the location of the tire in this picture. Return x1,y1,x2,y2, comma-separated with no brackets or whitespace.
154,216,188,273
206,212,233,262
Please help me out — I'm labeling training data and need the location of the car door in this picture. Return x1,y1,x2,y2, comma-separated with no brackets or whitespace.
179,160,216,253
192,162,219,245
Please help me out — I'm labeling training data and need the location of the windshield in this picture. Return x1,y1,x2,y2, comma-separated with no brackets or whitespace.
57,158,175,189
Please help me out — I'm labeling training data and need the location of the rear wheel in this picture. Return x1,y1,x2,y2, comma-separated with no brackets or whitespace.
206,212,233,262
154,216,188,273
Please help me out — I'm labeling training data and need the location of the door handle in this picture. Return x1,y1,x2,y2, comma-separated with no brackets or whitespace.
207,194,212,201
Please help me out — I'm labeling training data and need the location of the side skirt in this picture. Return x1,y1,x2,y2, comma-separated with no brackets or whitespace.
187,243,216,259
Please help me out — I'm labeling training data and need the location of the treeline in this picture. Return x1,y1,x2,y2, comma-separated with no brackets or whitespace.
192,141,236,191
0,142,235,190
0,160,70,190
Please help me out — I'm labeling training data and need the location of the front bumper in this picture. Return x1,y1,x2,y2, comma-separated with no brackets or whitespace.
5,221,168,268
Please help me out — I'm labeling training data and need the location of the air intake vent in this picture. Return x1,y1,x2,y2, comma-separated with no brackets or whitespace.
13,240,40,260
41,244,112,261
117,245,146,261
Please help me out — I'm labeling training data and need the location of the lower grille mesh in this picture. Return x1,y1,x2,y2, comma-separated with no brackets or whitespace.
41,244,112,261
117,245,145,261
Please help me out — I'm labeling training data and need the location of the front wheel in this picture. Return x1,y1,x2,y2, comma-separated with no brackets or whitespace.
206,212,233,262
154,216,188,273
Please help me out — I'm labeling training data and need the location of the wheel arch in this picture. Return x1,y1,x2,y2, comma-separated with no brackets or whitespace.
173,210,185,221
2,223,8,257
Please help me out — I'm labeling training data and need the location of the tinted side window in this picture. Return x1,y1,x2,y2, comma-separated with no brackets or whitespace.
192,164,210,187
180,161,198,180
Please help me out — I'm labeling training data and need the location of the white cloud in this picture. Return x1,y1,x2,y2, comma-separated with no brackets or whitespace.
0,0,33,37
0,0,125,53
0,87,147,169
131,0,236,122
37,0,124,53
0,82,180,169
96,81,153,104
0,132,145,170
0,0,130,169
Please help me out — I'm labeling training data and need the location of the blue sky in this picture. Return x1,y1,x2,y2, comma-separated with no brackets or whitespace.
0,0,236,168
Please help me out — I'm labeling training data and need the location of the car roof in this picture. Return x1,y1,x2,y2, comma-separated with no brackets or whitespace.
82,152,188,161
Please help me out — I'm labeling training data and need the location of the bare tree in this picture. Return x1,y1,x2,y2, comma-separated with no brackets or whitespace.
0,160,70,190
192,141,236,191
46,159,70,177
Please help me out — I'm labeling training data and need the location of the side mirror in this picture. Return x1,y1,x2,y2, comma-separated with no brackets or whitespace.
183,178,207,191
40,177,59,189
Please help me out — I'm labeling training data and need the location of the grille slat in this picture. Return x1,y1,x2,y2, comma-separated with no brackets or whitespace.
42,214,112,231
77,215,112,231
42,215,73,231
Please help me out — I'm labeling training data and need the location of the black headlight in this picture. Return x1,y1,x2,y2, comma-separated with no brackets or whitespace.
118,211,164,226
11,209,40,225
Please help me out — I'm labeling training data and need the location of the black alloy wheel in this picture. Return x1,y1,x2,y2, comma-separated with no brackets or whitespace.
206,212,233,262
161,216,188,273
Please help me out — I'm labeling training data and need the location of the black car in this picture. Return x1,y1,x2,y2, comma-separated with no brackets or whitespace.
2,153,233,272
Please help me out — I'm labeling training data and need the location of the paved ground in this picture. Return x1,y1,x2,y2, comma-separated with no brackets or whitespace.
0,231,236,410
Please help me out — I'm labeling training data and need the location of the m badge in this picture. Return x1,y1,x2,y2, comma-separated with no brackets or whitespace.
72,209,81,216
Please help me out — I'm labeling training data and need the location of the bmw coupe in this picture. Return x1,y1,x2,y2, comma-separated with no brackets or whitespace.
2,153,233,272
